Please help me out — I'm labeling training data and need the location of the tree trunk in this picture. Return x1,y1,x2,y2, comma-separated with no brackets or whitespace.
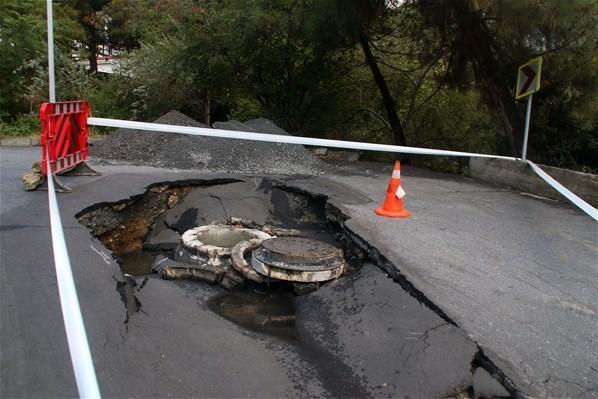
204,91,211,126
462,6,523,156
358,30,408,147
88,42,98,74
87,10,98,74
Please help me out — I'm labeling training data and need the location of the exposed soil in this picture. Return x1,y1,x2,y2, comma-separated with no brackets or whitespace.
77,179,238,256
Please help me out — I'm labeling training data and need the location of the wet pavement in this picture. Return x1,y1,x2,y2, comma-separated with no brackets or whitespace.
1,147,597,398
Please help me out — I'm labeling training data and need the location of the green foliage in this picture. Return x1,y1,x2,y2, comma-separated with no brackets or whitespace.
0,0,79,117
0,0,596,172
0,113,40,137
1,0,48,116
120,0,355,135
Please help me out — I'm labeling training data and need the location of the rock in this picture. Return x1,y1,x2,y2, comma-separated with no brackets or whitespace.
313,147,328,156
152,254,224,284
220,268,245,290
472,368,510,398
323,150,359,161
22,162,44,191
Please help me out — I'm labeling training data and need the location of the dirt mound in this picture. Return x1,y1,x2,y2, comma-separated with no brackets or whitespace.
91,111,327,174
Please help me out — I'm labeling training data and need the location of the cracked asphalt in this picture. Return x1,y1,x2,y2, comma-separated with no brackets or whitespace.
1,146,597,398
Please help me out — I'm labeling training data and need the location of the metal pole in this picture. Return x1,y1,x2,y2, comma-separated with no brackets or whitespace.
521,94,532,160
46,0,56,102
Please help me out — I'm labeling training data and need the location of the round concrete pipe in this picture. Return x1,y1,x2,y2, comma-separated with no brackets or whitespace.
176,225,271,268
251,237,346,283
231,239,266,283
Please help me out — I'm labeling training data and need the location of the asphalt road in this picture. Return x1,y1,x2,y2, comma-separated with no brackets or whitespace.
1,146,596,398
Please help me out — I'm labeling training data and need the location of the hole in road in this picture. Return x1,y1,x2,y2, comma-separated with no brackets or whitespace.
117,250,165,276
76,178,362,335
75,177,515,397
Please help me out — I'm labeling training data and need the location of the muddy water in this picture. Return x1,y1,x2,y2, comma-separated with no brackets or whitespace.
208,288,297,340
118,251,161,275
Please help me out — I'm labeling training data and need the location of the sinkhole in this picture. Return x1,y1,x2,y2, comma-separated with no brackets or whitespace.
76,178,361,334
75,177,516,398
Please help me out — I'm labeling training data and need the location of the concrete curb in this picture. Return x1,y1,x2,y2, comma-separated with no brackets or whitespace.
0,137,105,147
0,137,40,146
469,158,598,207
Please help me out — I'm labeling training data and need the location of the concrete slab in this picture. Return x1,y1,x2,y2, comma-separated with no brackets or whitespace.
0,137,35,146
470,157,598,207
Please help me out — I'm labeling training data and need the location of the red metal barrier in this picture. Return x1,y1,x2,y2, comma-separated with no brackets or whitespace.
40,101,90,176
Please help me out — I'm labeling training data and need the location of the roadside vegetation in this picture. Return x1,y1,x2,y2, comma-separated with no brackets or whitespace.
1,0,596,172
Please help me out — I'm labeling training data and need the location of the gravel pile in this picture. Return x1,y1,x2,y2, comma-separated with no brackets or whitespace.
91,111,327,175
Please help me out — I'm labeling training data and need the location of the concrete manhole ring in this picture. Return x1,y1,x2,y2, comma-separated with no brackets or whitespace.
231,239,266,283
251,237,346,282
177,225,271,267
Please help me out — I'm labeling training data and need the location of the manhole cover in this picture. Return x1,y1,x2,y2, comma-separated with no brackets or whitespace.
252,237,345,282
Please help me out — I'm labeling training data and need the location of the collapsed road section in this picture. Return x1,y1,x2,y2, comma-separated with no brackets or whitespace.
76,178,514,398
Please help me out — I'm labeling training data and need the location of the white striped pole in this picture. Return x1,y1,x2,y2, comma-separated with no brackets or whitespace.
46,0,56,103
87,116,597,221
87,117,516,160
46,146,101,398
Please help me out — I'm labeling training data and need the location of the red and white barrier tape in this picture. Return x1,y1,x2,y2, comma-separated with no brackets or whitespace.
527,161,597,221
87,117,597,221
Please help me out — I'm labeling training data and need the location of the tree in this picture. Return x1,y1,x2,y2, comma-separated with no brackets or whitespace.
306,0,410,146
121,0,354,133
68,0,111,73
0,0,79,116
413,0,597,157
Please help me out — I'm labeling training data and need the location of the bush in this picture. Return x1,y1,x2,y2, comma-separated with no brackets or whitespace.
0,113,40,137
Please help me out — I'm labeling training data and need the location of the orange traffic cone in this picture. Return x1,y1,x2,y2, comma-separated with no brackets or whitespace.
375,161,411,218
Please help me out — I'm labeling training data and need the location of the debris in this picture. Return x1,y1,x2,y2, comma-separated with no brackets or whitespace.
152,254,223,284
320,150,359,162
92,111,328,175
21,162,44,191
312,147,328,156
261,225,302,237
220,268,245,290
228,217,302,237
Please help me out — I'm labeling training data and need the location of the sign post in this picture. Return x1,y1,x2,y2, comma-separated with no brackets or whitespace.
516,57,542,160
